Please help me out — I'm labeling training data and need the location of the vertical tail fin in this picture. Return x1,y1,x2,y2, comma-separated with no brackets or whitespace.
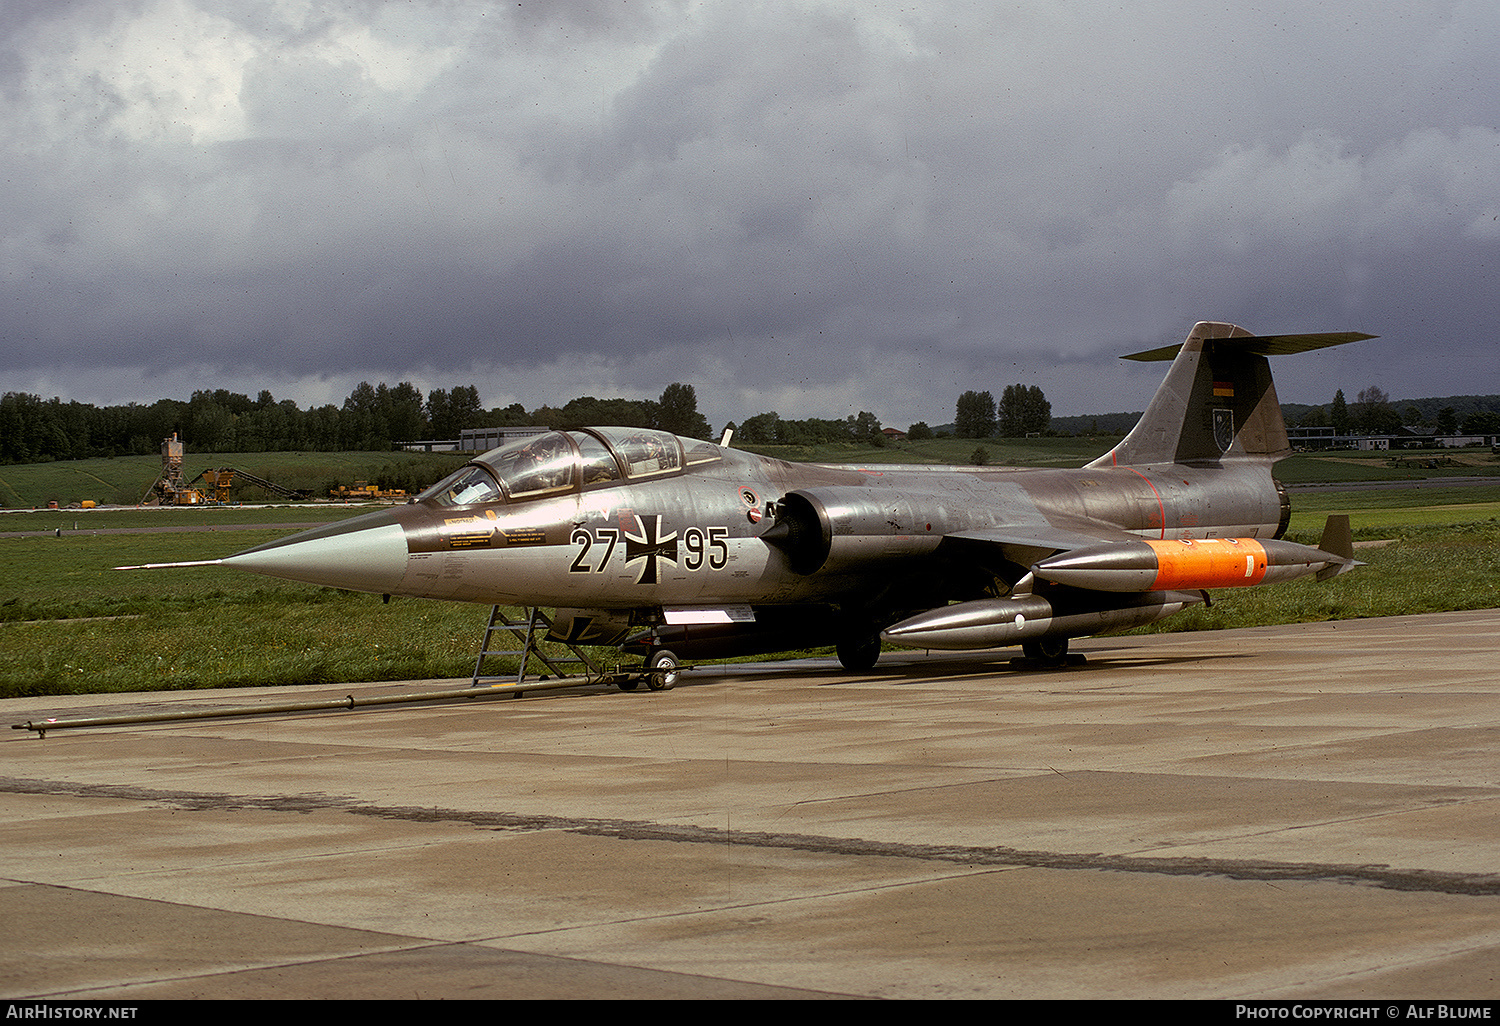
1086,322,1375,469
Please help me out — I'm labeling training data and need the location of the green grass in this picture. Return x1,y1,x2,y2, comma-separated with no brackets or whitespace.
2,595,490,697
2,505,366,534
0,450,467,508
1274,450,1500,484
1,529,331,622
1286,485,1500,537
7,441,1495,509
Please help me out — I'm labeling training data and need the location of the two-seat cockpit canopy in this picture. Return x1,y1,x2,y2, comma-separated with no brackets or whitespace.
420,427,722,507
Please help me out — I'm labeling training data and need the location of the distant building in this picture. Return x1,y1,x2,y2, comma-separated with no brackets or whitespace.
1286,424,1499,452
397,426,549,453
1286,426,1337,450
460,426,549,452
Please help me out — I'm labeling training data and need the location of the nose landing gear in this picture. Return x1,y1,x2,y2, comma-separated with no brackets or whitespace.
644,648,680,690
617,648,682,691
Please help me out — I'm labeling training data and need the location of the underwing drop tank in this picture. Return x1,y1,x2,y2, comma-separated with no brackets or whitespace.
881,590,1202,651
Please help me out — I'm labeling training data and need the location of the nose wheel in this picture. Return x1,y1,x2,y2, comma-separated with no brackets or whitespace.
646,648,680,689
622,648,679,691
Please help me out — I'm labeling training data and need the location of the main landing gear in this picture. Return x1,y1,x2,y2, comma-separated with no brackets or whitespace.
836,629,882,672
1022,636,1068,663
1017,636,1084,669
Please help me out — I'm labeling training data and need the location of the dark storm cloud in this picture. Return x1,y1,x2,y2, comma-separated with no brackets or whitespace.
2,1,1497,430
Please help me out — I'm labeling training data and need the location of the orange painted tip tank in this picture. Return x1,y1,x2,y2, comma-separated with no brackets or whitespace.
1144,537,1268,589
1033,536,1343,593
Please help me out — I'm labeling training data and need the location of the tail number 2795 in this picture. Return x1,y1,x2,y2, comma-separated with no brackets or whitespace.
569,525,728,574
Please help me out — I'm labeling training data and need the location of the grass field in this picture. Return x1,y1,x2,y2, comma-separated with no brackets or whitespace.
0,518,496,697
1285,483,1500,534
2,451,1497,699
0,449,468,509
1274,448,1500,484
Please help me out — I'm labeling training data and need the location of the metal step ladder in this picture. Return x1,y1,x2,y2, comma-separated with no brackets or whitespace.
471,606,604,687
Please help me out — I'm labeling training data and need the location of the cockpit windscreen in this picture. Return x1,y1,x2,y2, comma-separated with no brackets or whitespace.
425,427,715,507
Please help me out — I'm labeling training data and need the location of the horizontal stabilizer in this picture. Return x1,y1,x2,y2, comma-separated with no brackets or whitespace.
1122,331,1377,362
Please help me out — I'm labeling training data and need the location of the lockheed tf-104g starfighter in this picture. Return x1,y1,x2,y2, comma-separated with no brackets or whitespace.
126,322,1369,684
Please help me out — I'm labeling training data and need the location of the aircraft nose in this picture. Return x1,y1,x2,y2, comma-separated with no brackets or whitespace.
222,511,410,595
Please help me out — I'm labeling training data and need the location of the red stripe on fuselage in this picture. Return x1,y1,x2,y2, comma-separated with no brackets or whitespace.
1128,468,1166,539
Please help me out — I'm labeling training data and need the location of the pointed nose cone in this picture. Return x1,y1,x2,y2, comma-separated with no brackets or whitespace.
223,511,409,594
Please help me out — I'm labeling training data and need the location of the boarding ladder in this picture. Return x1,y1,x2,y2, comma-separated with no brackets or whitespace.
471,606,604,687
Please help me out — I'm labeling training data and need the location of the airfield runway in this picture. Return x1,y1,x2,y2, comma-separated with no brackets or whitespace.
2,610,1498,1000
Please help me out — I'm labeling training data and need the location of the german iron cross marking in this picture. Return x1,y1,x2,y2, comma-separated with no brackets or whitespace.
624,514,678,585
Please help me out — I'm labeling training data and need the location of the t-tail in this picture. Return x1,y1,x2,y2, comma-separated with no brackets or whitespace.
1087,321,1376,469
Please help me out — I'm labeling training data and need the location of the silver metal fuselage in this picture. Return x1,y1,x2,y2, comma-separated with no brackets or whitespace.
225,439,1282,613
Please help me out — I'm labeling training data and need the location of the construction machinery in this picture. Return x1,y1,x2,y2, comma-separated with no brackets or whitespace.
141,435,310,505
329,481,408,500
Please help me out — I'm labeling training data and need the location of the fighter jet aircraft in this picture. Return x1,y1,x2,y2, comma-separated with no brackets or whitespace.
126,321,1369,681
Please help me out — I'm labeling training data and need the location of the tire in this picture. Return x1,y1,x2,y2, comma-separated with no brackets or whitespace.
1022,636,1069,665
836,631,881,672
646,649,680,690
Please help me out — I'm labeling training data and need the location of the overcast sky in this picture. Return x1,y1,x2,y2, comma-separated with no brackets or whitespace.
3,0,1497,432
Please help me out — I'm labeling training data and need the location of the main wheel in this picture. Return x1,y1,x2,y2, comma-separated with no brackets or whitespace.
836,630,881,672
1022,636,1069,665
646,649,680,690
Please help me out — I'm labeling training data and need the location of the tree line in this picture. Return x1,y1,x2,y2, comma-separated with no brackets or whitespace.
730,410,885,447
950,385,1053,439
0,381,713,465
1295,386,1500,435
12,370,1484,469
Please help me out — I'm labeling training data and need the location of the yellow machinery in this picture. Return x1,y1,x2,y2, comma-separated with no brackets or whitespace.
141,436,310,505
141,434,207,505
329,481,407,500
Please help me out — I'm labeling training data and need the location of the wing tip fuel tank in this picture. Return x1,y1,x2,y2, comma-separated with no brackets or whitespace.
1033,537,1355,593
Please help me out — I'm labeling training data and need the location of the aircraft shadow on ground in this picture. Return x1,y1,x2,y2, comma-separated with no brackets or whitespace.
670,645,1256,690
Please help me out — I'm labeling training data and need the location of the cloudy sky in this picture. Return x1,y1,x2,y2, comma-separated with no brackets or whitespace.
3,0,1497,432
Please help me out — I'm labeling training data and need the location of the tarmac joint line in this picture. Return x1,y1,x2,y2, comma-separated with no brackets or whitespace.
7,774,1500,898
